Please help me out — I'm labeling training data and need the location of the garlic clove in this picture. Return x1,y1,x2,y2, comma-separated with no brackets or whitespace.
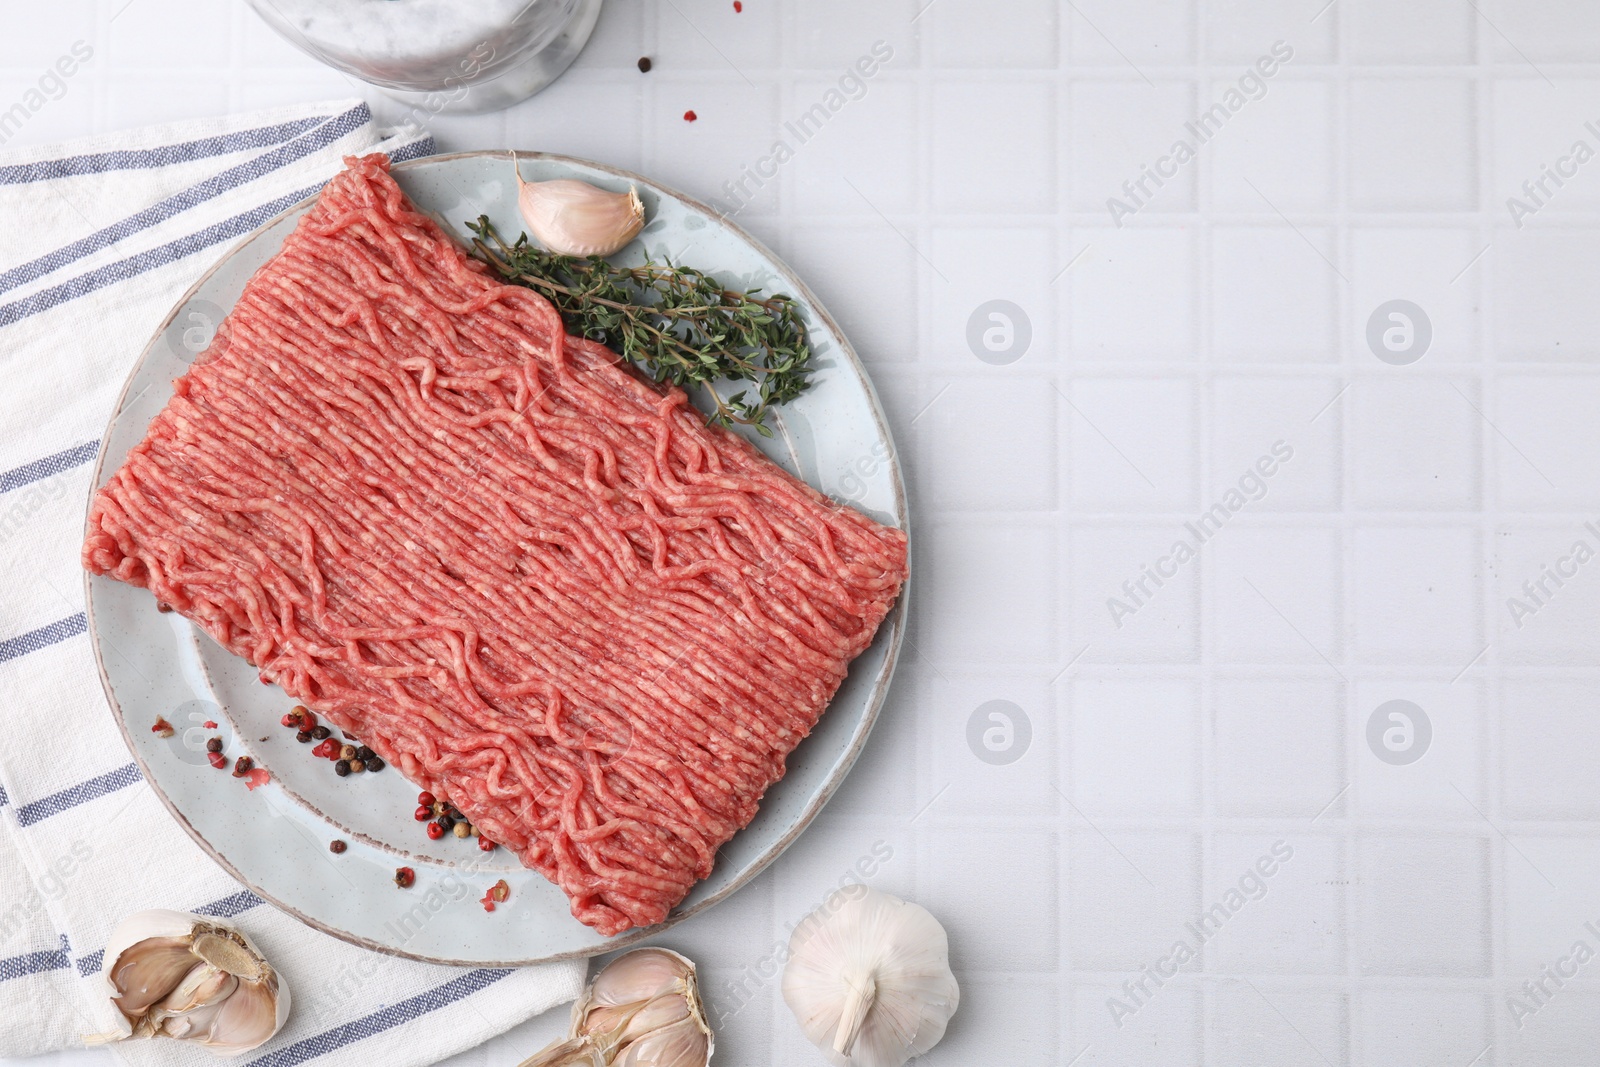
612,1016,709,1067
575,1003,630,1039
514,159,646,259
586,948,692,1009
158,962,238,1016
111,937,201,1016
617,991,691,1044
202,974,284,1055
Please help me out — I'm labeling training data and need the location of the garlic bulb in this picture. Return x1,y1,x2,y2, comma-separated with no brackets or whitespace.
86,909,289,1056
520,947,712,1067
782,888,959,1067
515,159,645,258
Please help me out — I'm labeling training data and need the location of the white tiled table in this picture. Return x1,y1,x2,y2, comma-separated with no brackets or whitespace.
13,1,1600,1064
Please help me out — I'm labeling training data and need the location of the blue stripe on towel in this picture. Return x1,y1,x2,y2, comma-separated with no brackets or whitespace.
74,949,102,978
0,131,434,332
245,969,515,1067
388,137,435,164
0,103,370,299
0,116,327,186
194,890,265,919
0,935,70,984
0,183,320,330
15,763,141,828
0,613,86,664
0,441,97,494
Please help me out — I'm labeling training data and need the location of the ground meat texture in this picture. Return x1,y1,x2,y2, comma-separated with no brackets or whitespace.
83,154,908,936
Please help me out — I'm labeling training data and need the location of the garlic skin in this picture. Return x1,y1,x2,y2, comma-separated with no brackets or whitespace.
782,888,959,1067
521,947,712,1067
88,909,289,1057
515,160,646,258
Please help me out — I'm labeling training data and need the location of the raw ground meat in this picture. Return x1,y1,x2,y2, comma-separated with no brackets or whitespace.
83,154,908,935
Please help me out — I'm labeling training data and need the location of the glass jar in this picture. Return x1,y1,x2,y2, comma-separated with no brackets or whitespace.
245,0,602,115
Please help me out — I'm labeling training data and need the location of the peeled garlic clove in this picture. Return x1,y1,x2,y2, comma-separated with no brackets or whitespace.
90,909,289,1057
515,160,646,259
782,888,959,1067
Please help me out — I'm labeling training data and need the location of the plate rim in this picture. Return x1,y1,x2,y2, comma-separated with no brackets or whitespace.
82,149,911,966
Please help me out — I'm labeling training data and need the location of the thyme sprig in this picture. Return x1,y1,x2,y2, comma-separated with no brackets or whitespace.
467,216,813,436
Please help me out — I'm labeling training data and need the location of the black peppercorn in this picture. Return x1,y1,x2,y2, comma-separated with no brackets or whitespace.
437,814,455,832
205,737,223,753
310,725,331,741
366,756,385,772
356,746,374,761
334,759,351,777
295,730,312,743
637,56,652,72
329,839,347,854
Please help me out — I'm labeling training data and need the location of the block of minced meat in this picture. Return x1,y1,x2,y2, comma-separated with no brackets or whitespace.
83,154,908,935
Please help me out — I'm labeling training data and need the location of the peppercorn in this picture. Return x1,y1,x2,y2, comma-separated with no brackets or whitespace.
340,744,357,761
394,867,415,888
478,837,495,852
295,730,312,744
414,805,432,822
334,759,351,777
329,839,347,854
207,752,227,769
418,791,436,807
232,756,253,778
426,822,445,841
310,726,331,741
366,756,385,772
637,56,652,72
452,822,471,839
205,737,223,753
437,814,456,833
349,759,365,773
432,801,446,817
281,712,299,728
157,602,172,613
356,746,374,761
294,707,316,729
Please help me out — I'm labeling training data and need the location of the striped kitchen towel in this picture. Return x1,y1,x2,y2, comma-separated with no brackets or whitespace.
0,102,586,1064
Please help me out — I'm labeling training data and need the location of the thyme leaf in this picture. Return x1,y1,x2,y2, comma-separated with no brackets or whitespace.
466,215,813,437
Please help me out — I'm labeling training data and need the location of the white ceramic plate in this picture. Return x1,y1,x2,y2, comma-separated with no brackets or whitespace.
84,151,907,965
